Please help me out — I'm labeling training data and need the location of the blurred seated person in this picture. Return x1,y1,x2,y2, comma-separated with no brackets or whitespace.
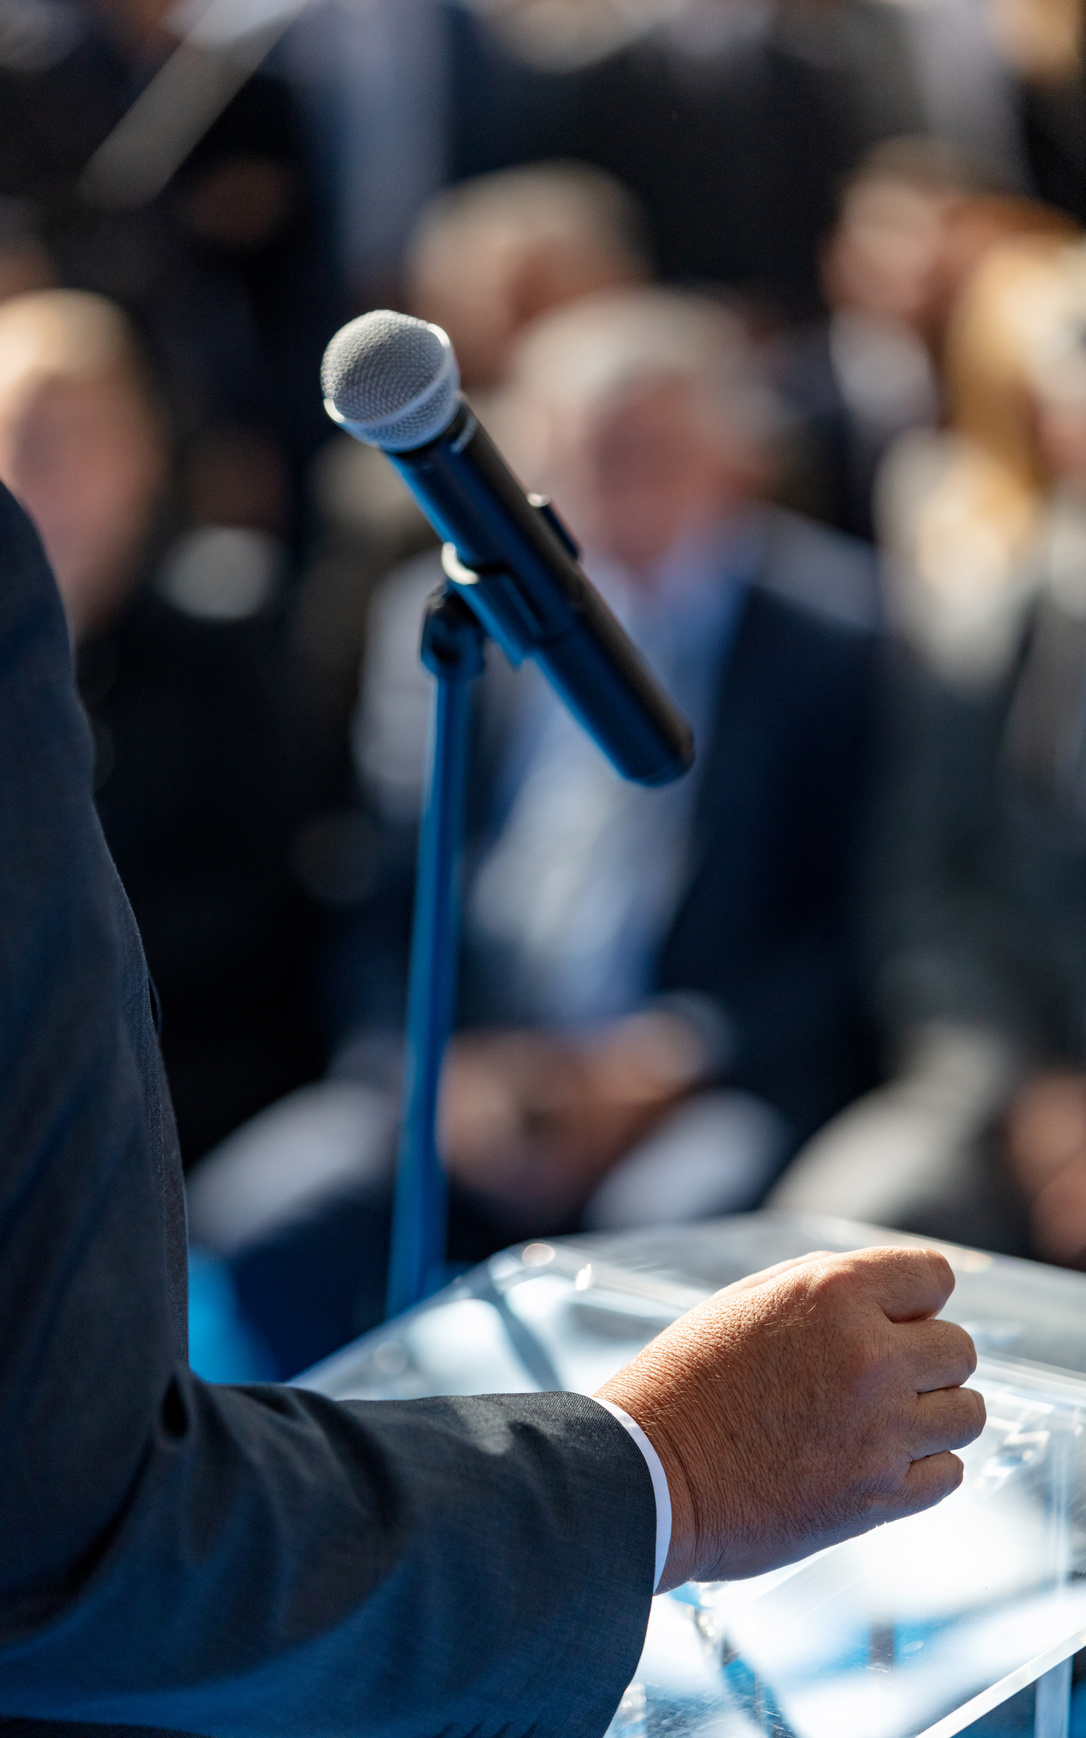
189,288,881,1374
302,160,652,728
0,290,326,1161
0,0,335,479
776,138,1076,544
568,0,926,322
773,234,1086,1262
405,159,650,391
776,139,982,543
279,0,592,309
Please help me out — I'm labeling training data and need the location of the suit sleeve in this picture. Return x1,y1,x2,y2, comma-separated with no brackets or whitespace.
0,483,655,1738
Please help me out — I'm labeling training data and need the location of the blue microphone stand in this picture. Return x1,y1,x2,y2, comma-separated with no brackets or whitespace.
385,586,487,1318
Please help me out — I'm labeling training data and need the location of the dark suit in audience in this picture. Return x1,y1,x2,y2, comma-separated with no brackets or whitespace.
770,139,995,544
80,570,327,1163
775,321,891,542
350,516,880,1145
571,5,921,318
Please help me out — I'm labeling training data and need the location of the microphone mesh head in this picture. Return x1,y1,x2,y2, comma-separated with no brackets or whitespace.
321,310,460,450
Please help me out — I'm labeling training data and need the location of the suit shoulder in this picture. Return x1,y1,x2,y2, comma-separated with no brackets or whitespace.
755,507,882,635
738,572,878,717
0,478,50,571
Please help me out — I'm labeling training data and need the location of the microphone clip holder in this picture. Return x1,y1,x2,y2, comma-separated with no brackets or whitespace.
385,582,488,1318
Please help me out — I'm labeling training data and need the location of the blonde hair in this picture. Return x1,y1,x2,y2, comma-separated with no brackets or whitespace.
988,0,1083,82
944,236,1086,494
881,234,1086,681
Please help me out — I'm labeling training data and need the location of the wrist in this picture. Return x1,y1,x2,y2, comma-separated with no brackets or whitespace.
595,1370,699,1590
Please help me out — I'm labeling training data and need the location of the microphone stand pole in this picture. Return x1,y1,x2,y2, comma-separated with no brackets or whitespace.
385,586,487,1318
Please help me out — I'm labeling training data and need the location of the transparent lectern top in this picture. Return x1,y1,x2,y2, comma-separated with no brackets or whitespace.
302,1213,1086,1738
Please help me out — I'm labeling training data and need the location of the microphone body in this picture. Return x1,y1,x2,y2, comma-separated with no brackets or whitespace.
322,314,694,787
388,403,693,786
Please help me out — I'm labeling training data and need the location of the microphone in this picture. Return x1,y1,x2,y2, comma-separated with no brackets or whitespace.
321,310,694,786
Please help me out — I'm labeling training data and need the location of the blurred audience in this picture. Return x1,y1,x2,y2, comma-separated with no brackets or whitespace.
0,0,1082,1342
891,0,1028,185
993,0,1086,224
0,0,337,484
0,200,56,303
773,234,1086,1263
189,287,881,1374
776,139,989,543
278,0,583,309
277,0,451,311
0,289,329,1162
777,138,1078,543
281,0,1079,330
405,159,650,391
298,160,652,731
569,0,925,320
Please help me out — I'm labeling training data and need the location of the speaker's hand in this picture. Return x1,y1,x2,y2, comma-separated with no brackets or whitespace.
597,1245,984,1590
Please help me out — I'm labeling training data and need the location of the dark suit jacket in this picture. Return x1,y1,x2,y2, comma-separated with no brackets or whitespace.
569,13,921,320
653,576,878,1143
773,324,885,544
867,621,1086,1067
0,482,655,1736
79,580,327,1163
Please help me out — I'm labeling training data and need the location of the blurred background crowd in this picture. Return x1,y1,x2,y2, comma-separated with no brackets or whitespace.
3,0,1086,1378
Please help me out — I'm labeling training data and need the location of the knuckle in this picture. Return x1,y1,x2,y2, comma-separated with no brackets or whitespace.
921,1323,976,1385
868,1448,909,1498
927,1448,963,1492
906,1452,963,1513
947,1322,978,1375
853,1247,897,1284
922,1249,954,1286
807,1258,859,1309
898,1247,950,1294
941,1451,965,1493
875,1245,917,1273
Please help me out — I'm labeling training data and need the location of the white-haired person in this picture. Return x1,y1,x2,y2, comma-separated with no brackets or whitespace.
304,160,652,719
189,287,883,1376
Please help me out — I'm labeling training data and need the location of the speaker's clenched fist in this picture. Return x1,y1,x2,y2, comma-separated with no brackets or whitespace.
596,1246,985,1590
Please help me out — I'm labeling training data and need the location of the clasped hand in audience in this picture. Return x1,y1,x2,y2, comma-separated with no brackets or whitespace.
438,1011,708,1216
1006,1071,1086,1265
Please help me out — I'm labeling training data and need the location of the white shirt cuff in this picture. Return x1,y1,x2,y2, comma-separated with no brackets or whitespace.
595,1398,672,1592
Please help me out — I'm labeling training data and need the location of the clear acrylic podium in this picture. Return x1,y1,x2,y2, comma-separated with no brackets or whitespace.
300,1213,1086,1738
